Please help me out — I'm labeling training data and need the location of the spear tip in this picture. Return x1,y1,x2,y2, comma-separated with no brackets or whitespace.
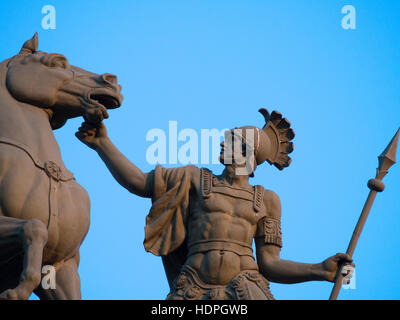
377,128,400,174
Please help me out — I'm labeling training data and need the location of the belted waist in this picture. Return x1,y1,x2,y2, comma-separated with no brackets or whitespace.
188,239,254,258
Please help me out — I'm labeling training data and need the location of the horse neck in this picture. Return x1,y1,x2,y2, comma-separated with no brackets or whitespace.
0,60,66,167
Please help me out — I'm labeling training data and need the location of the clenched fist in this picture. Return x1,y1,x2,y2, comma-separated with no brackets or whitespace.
321,253,354,282
75,121,109,150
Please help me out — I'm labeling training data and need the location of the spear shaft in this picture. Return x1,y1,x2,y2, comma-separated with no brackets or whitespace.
329,188,378,300
329,128,400,300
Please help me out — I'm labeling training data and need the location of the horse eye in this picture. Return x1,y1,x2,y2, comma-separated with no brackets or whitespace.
50,57,69,69
42,54,70,69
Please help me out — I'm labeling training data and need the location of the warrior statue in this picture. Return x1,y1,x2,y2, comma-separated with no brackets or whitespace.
76,108,352,300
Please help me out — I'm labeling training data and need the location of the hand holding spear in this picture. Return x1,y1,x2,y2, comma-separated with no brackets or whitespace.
329,128,400,300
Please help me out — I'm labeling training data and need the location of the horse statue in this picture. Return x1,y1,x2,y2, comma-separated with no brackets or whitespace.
0,33,122,300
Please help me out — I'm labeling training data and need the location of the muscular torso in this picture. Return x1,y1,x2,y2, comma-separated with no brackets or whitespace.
185,169,263,285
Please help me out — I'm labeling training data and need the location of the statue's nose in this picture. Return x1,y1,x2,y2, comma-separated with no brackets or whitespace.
101,73,118,86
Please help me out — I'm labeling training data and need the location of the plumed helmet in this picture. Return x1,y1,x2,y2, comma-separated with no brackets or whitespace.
256,108,295,170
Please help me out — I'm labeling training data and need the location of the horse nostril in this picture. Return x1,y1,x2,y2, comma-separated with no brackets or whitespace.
101,73,118,86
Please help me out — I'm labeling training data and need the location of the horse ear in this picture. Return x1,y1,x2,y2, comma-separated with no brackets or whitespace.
20,32,38,54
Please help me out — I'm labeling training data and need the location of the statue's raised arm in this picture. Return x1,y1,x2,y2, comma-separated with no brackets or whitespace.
76,121,152,198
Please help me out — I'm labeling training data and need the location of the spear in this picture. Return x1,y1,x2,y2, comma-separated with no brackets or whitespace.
329,128,400,300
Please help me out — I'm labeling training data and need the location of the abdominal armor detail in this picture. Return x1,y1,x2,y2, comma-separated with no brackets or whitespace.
200,168,283,249
194,168,267,257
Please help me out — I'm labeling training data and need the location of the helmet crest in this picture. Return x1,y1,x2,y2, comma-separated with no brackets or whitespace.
258,108,295,170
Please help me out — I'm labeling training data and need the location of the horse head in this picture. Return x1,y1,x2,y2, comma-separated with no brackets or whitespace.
5,33,123,129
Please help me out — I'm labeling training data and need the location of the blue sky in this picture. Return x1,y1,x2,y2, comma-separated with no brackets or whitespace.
1,0,399,299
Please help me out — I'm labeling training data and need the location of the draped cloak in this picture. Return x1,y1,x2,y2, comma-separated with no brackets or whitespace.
143,164,195,289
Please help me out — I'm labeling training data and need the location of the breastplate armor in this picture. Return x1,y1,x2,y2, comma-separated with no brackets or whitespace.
187,168,268,258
